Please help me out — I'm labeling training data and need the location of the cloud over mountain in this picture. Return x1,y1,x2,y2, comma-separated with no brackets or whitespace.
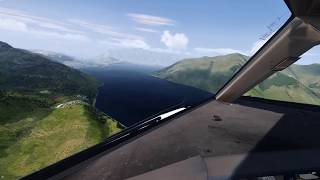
161,30,189,50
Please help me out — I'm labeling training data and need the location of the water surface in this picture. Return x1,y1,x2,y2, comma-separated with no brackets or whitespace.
85,63,213,127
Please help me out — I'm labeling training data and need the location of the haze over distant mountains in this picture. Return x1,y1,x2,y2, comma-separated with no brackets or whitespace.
32,47,187,68
155,53,320,105
106,48,189,67
32,50,122,68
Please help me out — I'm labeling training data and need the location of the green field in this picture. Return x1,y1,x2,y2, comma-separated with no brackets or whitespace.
0,92,121,179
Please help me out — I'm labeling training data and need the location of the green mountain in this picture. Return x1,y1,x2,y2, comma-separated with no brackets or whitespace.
0,41,99,101
0,41,121,179
155,53,320,105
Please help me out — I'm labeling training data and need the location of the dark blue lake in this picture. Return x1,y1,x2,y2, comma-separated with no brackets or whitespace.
84,63,213,127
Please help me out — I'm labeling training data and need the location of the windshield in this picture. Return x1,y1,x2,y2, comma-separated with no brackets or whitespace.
245,45,320,105
0,0,291,179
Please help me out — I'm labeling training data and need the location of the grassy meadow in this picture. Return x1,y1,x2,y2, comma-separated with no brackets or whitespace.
0,92,121,179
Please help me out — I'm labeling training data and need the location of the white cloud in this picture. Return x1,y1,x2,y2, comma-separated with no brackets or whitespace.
0,7,89,41
127,13,175,26
67,19,112,32
161,30,188,50
194,47,246,56
68,19,143,41
33,29,89,41
135,27,159,33
0,17,89,41
0,7,82,34
110,38,150,49
0,18,27,31
99,38,150,49
69,19,151,50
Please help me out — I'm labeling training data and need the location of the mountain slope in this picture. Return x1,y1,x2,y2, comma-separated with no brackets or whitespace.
246,72,320,105
155,53,320,105
0,41,99,101
0,41,121,179
155,53,248,93
0,94,121,179
286,64,320,94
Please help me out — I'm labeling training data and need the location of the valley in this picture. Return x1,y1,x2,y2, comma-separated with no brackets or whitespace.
0,41,121,179
86,63,213,127
1,40,320,179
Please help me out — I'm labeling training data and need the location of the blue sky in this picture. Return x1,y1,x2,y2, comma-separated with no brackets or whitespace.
0,0,315,64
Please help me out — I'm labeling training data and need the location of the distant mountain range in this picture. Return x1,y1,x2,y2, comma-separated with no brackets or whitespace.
31,47,190,68
32,50,122,69
155,53,320,105
106,48,189,67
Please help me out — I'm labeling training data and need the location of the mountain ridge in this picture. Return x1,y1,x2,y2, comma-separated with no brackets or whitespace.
0,41,121,179
0,41,99,101
155,53,320,105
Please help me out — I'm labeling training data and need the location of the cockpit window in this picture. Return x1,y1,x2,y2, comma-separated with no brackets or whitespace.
154,1,291,94
245,45,320,105
0,0,291,178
